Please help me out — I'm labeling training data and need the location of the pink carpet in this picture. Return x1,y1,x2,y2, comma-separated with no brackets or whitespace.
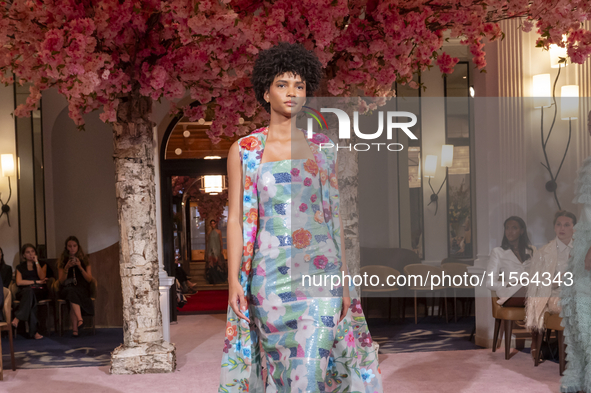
0,314,561,392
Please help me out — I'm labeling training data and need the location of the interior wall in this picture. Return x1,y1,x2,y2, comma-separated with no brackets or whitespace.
358,108,401,248
42,88,69,258
522,30,591,248
50,107,118,254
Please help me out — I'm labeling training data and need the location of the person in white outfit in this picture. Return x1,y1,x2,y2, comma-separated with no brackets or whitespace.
526,210,575,329
486,216,535,307
525,210,575,360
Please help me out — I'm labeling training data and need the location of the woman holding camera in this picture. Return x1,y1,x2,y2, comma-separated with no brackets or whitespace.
58,236,94,337
12,243,48,339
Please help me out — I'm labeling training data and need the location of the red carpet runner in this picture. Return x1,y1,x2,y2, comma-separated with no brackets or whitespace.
177,290,229,313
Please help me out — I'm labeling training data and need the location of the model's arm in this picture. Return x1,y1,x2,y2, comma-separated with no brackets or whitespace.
218,229,224,251
227,141,249,322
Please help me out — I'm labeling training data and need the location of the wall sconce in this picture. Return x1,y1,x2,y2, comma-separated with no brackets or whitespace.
561,85,579,120
532,74,551,108
549,43,568,69
533,47,575,209
0,154,15,226
424,145,454,215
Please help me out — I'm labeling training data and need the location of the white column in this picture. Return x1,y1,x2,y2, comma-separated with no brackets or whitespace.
473,19,528,347
154,126,174,342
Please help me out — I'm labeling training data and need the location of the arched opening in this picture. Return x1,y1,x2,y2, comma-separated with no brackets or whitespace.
159,108,242,320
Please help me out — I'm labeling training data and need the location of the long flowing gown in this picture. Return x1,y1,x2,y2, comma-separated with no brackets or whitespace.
250,158,381,392
219,127,382,393
560,156,591,393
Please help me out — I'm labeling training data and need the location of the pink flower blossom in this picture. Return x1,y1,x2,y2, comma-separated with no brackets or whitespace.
313,255,328,270
1,0,590,138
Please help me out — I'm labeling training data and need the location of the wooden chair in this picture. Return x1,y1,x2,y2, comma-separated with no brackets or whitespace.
534,312,566,375
56,278,97,336
1,287,16,380
490,291,526,360
441,262,475,322
359,266,400,321
403,264,448,324
9,279,57,336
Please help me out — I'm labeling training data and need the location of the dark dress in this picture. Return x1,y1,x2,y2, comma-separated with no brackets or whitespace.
59,263,94,316
0,263,12,288
15,262,49,336
0,274,4,322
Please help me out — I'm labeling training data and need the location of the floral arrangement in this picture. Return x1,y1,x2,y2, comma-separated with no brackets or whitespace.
1,1,590,143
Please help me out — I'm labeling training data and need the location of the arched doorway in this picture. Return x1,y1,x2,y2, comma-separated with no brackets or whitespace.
159,112,241,320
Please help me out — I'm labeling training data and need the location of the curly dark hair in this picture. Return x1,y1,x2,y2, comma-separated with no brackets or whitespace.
251,42,323,113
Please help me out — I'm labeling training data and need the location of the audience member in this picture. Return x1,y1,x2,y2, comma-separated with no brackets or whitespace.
175,257,197,294
205,219,227,284
526,210,576,359
486,216,535,307
12,243,48,339
57,236,94,337
0,246,12,288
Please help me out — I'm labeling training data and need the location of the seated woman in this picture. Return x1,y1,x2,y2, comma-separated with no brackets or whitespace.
526,210,575,357
174,254,197,294
12,243,48,339
57,236,94,337
0,246,12,288
486,216,535,307
205,219,227,284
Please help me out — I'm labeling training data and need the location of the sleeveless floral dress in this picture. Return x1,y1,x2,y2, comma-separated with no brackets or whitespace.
219,127,382,393
249,158,380,393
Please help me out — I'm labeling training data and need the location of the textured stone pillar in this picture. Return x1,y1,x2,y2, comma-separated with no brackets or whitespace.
110,91,175,374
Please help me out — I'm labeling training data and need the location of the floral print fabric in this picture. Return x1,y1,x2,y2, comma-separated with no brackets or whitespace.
251,158,342,392
219,127,383,393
